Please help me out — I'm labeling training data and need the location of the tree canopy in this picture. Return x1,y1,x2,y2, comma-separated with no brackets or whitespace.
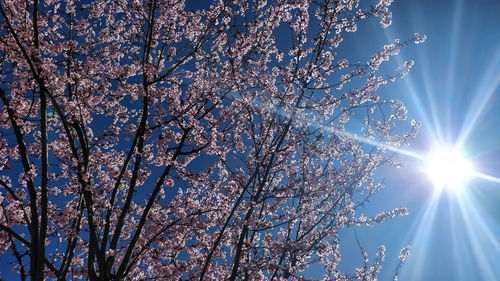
0,0,423,280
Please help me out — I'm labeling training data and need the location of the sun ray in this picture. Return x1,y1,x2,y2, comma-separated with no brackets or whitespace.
457,48,500,146
274,105,426,160
448,198,468,281
398,190,441,281
444,0,463,101
417,54,446,142
474,171,500,184
455,191,500,280
438,0,465,137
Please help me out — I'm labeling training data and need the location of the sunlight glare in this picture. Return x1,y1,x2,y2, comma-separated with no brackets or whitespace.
424,145,474,190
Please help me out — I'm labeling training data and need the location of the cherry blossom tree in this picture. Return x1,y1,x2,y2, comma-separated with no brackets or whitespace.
0,0,424,280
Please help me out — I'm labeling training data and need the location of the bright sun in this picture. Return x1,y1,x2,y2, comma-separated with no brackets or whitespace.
424,145,474,190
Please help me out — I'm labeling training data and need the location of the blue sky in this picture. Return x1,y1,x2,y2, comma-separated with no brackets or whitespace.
339,0,500,280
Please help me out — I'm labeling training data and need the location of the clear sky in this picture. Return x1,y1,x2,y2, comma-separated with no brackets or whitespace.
338,0,500,280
